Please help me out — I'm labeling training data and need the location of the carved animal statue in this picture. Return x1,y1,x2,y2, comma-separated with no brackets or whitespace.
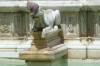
27,2,61,32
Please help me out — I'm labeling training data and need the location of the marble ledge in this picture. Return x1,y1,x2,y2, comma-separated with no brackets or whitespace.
19,44,67,60
0,1,100,12
0,1,84,12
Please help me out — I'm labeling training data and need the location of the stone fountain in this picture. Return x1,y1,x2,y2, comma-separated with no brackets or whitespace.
19,2,67,66
1,0,100,66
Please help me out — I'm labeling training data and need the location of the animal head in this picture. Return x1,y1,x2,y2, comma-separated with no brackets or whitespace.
27,2,39,18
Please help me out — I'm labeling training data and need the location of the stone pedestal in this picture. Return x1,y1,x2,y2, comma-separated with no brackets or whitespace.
19,29,67,66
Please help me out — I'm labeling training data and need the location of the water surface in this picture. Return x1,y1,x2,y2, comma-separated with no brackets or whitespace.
0,59,27,66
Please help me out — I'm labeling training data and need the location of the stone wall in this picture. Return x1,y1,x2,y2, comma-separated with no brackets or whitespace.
1,1,100,38
1,11,100,38
0,0,100,60
61,11,100,37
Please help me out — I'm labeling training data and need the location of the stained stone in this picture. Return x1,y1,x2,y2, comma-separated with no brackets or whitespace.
1,1,100,66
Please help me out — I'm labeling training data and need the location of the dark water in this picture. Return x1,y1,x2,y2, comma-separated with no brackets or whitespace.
0,59,27,66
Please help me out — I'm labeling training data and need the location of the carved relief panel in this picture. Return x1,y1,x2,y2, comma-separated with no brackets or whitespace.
95,11,100,37
79,11,95,37
79,11,87,37
0,13,12,37
87,11,95,37
79,11,100,37
61,12,79,37
13,13,27,37
0,12,29,38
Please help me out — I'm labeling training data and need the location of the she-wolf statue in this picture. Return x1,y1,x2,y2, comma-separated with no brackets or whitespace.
27,2,61,32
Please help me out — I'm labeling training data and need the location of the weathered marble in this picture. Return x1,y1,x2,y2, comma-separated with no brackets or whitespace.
67,45,86,59
1,1,100,66
87,45,100,59
19,6,67,65
19,29,67,66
